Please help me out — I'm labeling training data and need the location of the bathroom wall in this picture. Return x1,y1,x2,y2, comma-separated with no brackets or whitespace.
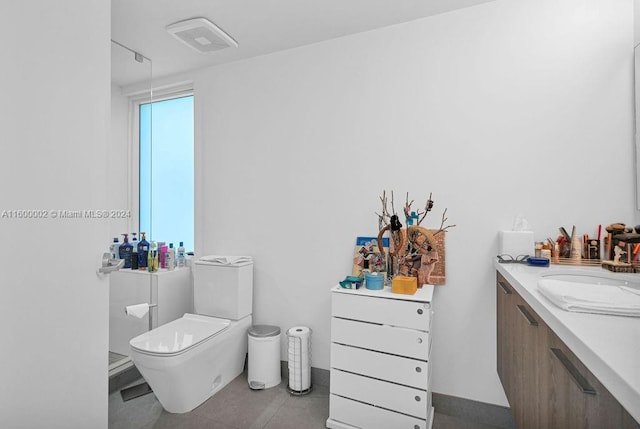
0,1,110,427
192,0,634,406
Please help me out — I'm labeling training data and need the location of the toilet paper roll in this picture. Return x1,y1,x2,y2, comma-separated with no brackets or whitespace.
125,303,150,319
287,326,311,391
287,326,311,338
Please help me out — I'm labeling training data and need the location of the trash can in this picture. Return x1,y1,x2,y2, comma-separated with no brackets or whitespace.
248,325,281,390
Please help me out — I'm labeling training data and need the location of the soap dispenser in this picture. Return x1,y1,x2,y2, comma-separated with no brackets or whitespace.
119,234,133,269
138,232,149,270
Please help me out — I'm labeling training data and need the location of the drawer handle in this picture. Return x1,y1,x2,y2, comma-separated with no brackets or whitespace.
417,308,424,315
498,281,512,295
516,304,539,326
417,337,423,344
414,426,420,429
415,367,422,373
550,348,596,395
414,395,421,402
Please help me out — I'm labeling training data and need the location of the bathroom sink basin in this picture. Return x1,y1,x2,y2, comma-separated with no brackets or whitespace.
539,269,640,288
537,269,640,316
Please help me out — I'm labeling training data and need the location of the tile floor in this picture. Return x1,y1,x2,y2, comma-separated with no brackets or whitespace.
109,372,502,429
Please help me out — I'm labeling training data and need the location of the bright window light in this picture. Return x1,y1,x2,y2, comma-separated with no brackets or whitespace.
139,95,194,252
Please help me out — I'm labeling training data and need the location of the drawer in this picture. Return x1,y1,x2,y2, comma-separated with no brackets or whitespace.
329,394,427,429
331,343,429,390
332,292,431,331
332,317,429,360
331,369,428,419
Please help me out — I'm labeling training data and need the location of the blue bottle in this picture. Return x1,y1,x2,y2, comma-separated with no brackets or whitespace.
137,232,149,269
119,233,133,269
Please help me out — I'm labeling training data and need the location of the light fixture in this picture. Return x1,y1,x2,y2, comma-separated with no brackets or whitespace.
166,17,238,54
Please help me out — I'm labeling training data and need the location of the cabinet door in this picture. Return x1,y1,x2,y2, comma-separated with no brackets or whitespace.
496,273,515,402
497,273,550,428
547,331,638,429
511,293,550,428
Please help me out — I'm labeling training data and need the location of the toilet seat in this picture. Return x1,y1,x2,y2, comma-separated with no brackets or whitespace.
130,313,230,357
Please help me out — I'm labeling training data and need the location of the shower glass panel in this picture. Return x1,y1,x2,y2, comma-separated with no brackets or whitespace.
109,40,152,378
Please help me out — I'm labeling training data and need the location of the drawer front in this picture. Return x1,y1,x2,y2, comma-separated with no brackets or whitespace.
332,317,429,360
332,292,431,331
329,394,427,429
331,342,429,390
331,369,428,419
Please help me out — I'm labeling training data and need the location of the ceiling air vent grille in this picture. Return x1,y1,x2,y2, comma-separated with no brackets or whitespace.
166,18,238,53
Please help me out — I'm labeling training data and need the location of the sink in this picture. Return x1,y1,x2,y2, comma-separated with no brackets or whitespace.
539,269,640,288
537,269,640,316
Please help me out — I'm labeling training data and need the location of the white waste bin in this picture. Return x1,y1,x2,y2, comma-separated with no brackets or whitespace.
248,325,281,390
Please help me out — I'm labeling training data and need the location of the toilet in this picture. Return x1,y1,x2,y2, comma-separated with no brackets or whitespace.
129,257,253,413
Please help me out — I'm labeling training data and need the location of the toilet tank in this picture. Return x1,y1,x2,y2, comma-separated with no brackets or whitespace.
192,259,253,320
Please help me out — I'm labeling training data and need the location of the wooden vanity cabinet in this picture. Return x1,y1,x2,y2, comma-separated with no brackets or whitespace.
496,273,550,428
496,272,640,429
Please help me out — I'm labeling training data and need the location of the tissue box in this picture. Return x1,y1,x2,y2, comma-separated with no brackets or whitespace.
499,231,534,257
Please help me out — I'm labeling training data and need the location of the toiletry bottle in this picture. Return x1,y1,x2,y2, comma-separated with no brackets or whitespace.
177,241,186,268
541,243,551,260
148,241,158,272
167,243,175,270
571,235,582,260
159,244,168,269
131,233,139,270
535,242,543,258
110,237,120,260
138,232,149,269
119,234,133,268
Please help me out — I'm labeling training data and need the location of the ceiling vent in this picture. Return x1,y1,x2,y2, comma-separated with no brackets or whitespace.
166,18,238,54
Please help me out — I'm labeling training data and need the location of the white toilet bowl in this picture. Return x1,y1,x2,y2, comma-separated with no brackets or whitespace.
129,313,252,413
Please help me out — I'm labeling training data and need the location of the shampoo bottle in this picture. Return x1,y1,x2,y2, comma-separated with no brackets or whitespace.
167,243,175,270
119,234,133,269
138,232,149,269
177,242,186,268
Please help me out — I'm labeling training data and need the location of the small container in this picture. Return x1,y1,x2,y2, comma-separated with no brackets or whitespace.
364,272,384,290
541,243,551,260
587,239,600,260
391,275,417,295
534,242,543,258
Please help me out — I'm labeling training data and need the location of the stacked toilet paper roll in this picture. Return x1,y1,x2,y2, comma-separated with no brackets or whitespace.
287,326,311,392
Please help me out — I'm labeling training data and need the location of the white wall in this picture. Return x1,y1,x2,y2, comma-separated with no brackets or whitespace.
193,0,634,406
0,1,110,427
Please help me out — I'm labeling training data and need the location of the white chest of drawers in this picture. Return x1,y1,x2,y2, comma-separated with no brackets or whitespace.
326,284,435,429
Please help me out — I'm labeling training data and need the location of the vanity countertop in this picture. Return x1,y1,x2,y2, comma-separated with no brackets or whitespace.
495,261,640,423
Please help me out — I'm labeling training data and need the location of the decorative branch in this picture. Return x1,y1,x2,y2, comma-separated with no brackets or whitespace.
433,208,456,236
418,192,434,225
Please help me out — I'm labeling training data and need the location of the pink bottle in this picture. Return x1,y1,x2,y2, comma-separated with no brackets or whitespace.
159,245,168,269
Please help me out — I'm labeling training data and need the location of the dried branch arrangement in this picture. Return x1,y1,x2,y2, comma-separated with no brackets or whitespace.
376,190,456,284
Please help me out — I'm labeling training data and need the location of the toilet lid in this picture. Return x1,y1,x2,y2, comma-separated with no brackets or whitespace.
130,313,230,356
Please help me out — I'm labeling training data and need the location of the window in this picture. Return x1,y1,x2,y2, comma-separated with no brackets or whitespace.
139,94,194,252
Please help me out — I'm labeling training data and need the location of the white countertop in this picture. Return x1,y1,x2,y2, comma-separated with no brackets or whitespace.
332,284,434,303
495,261,640,423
